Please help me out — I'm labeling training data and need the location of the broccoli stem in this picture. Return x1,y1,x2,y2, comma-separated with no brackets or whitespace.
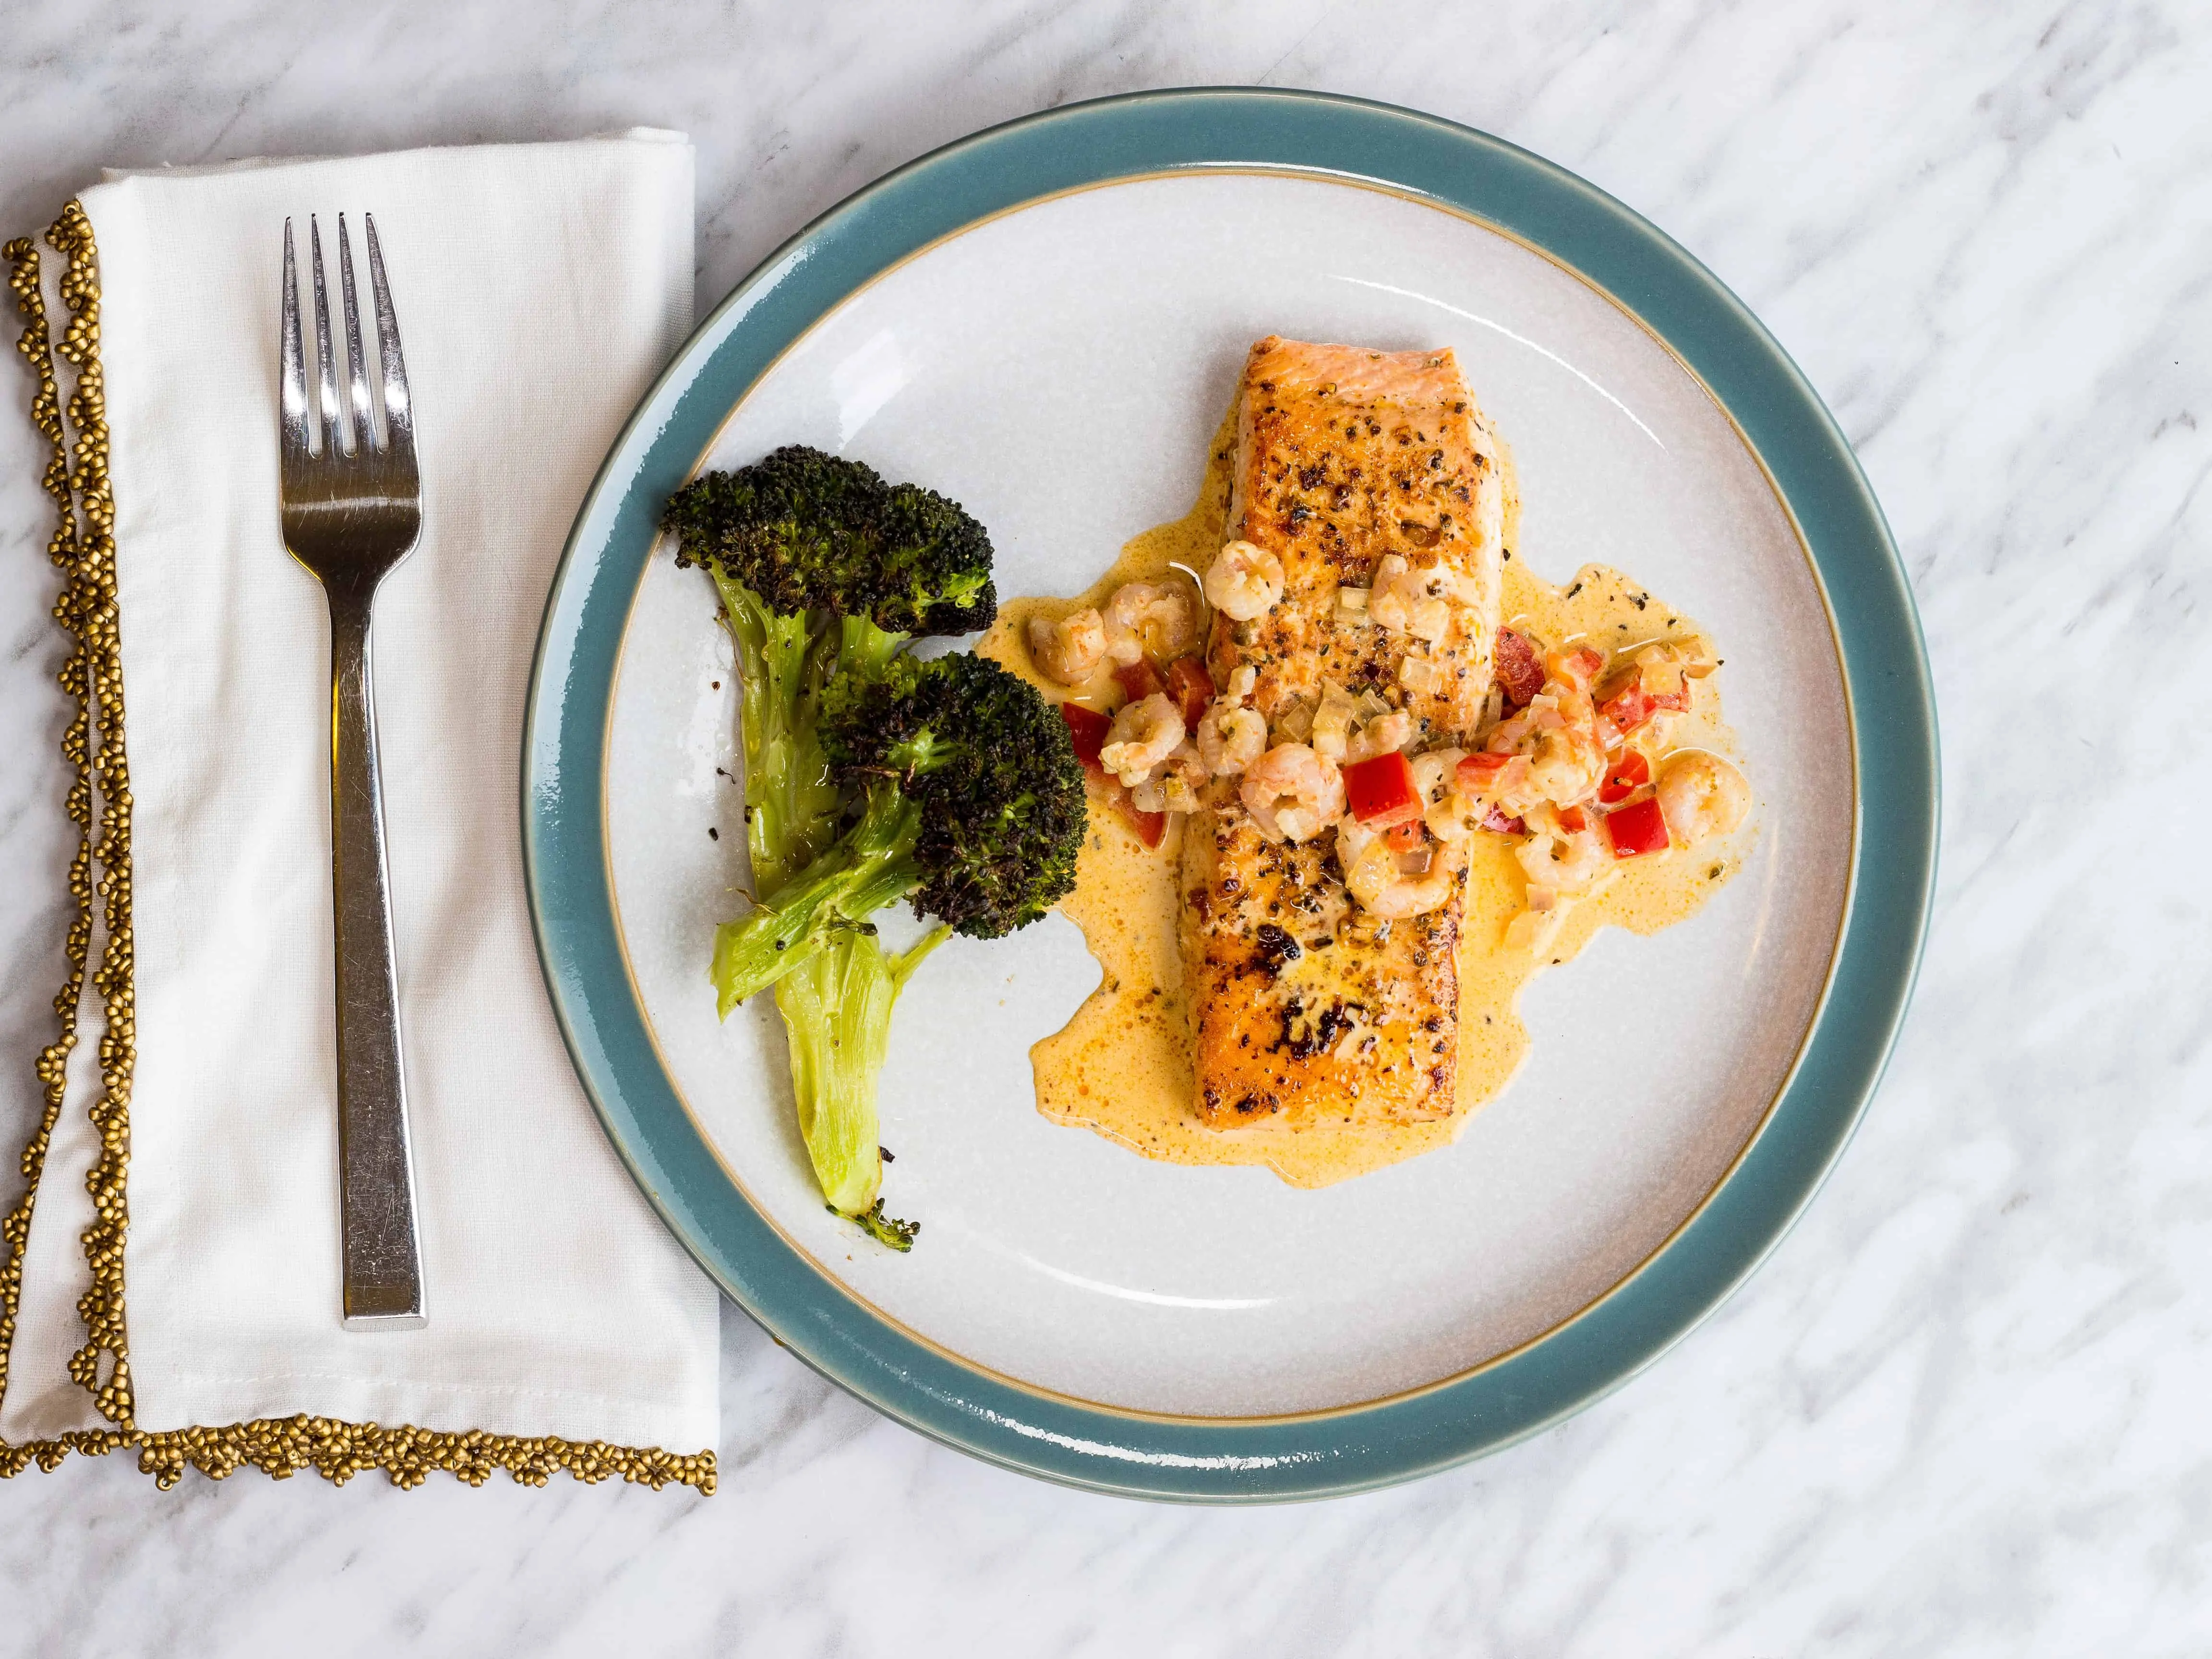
774,920,948,1237
709,566,957,1243
709,781,924,1014
838,610,909,686
712,571,843,898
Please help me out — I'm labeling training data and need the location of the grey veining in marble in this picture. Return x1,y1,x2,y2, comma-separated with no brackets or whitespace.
3,2,2210,1653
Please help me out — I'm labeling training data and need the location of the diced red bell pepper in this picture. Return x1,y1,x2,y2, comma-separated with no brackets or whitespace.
1597,684,1646,732
1605,796,1671,858
1063,703,1166,848
1597,667,1688,735
1382,818,1425,854
1480,804,1526,835
1112,658,1165,705
1342,750,1423,827
1457,750,1510,790
1494,627,1545,707
1562,646,1606,687
1557,805,1589,834
1599,748,1650,805
1058,702,1112,771
1119,795,1167,848
1080,765,1166,849
1165,656,1214,729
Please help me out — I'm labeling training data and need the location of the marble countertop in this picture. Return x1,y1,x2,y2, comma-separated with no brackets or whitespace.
3,3,2207,1652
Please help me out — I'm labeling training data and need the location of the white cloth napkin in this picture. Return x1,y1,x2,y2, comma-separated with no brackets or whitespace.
0,132,719,1475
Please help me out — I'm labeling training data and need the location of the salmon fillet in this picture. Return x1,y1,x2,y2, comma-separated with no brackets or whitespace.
1213,337,1512,735
1183,338,1512,1130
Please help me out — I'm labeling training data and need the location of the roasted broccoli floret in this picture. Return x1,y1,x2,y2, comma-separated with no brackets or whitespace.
664,444,996,637
708,653,1085,1008
664,448,996,891
673,447,1069,1250
828,652,1087,938
842,1199,922,1252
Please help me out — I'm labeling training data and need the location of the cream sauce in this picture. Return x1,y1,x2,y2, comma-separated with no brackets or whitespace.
979,424,1749,1188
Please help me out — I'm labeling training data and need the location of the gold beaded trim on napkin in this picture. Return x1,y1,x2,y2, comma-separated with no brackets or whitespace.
0,206,714,1495
0,220,96,1458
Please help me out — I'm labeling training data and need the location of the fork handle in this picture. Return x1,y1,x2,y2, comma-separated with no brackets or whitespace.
327,592,427,1330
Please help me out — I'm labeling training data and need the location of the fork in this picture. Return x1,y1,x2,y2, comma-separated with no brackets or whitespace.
279,214,427,1331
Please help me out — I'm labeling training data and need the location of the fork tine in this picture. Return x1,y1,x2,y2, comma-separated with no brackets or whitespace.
310,216,350,457
362,215,413,457
280,220,311,463
335,215,376,453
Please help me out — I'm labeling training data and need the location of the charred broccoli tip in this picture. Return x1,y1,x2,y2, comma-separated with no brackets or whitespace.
662,445,996,636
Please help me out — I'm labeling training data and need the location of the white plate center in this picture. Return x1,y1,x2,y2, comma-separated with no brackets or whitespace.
607,172,1852,1418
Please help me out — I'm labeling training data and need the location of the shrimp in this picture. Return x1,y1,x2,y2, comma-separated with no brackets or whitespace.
1195,663,1263,775
1131,743,1207,815
1524,717,1607,808
1346,708,1416,764
1483,665,1607,815
1203,540,1285,622
1103,579,1199,665
1098,693,1186,786
1455,748,1529,813
1197,704,1265,776
1514,829,1608,896
1026,608,1107,686
1410,748,1478,842
1656,751,1750,847
1499,768,1610,949
1339,817,1460,919
1239,742,1344,844
1368,554,1478,644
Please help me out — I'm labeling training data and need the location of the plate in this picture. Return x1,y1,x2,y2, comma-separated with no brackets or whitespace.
523,89,1936,1500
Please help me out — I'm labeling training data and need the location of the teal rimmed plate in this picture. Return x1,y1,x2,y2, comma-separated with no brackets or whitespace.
523,88,1935,1501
